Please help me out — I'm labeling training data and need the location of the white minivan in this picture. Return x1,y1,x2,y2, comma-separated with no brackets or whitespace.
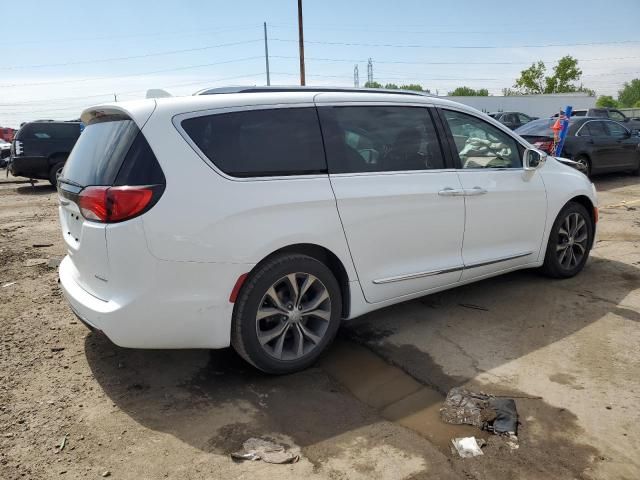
58,87,597,373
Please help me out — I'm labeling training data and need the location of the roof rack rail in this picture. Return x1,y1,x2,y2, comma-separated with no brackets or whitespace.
193,85,432,97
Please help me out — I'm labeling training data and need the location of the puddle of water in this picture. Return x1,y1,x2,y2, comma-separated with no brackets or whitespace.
320,339,487,453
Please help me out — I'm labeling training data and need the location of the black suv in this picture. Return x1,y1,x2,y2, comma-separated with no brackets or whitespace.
9,121,82,185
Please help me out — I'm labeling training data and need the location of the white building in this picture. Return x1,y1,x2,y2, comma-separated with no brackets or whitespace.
444,93,596,118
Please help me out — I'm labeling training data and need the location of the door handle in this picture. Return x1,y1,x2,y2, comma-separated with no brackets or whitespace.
438,187,466,196
464,187,488,196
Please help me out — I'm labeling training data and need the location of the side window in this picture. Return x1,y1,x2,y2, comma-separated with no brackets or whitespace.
181,108,326,177
585,121,608,137
605,121,629,138
518,113,531,124
318,106,445,174
608,111,625,122
442,110,522,169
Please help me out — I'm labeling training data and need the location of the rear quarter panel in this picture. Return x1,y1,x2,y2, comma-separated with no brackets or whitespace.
137,107,358,281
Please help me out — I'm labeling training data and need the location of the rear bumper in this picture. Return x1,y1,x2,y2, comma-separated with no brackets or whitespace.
9,156,49,178
59,255,253,349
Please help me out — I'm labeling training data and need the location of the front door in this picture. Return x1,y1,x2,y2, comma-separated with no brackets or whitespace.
439,108,547,281
604,120,639,169
316,102,466,303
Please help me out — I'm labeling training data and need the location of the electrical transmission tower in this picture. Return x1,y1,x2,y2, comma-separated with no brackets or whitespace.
367,58,373,85
353,65,359,87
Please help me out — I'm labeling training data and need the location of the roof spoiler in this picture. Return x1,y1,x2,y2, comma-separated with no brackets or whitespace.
146,89,172,99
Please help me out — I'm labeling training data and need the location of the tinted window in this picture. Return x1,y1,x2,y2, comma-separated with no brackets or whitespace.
605,121,629,137
585,121,608,137
113,132,165,186
515,118,555,136
608,111,625,122
318,106,444,173
18,123,79,140
443,110,521,168
517,113,531,123
61,118,139,186
181,108,326,177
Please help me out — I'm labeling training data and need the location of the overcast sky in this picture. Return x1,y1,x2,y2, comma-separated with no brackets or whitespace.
1,0,639,127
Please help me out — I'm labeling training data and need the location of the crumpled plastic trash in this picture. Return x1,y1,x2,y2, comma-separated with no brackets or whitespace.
440,387,518,436
451,437,485,458
231,437,299,464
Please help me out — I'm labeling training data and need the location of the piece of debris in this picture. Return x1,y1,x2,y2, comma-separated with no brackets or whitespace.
48,257,63,268
458,303,489,312
33,243,54,248
101,471,111,478
2,282,16,288
231,438,299,464
451,437,484,458
25,258,47,267
51,347,65,352
57,434,68,452
440,387,519,436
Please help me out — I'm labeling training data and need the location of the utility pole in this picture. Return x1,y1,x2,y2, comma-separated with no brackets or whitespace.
263,22,271,86
297,0,306,86
353,65,359,87
367,58,373,85
113,93,117,102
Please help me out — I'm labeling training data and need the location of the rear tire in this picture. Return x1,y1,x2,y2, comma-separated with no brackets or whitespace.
231,253,342,374
49,161,65,186
574,155,591,177
541,202,594,278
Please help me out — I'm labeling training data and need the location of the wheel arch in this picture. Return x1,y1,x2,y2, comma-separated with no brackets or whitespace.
244,243,351,319
48,152,68,165
567,195,597,249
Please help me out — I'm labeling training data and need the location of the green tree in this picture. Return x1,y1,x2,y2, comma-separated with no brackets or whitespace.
617,79,640,107
514,56,588,94
514,61,546,94
596,95,619,108
364,81,383,88
448,86,489,96
399,83,429,92
384,83,399,89
502,88,519,96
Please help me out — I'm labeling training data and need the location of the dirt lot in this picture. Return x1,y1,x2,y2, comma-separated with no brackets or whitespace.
1,172,639,480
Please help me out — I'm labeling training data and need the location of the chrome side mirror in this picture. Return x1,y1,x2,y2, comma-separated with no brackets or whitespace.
523,148,547,171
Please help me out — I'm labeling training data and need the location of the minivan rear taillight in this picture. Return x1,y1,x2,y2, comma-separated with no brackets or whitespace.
533,140,554,153
78,185,160,223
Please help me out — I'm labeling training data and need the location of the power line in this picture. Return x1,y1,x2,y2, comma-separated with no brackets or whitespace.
0,39,263,71
0,73,267,116
271,38,640,49
271,55,640,66
0,56,264,88
2,24,262,47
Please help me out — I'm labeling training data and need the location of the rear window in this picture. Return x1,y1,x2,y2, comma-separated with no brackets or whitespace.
61,116,163,187
17,123,80,140
515,118,555,136
181,107,326,177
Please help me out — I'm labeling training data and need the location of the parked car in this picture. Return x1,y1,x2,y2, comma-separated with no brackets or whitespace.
9,121,82,185
0,139,10,168
553,108,640,130
488,111,537,130
57,87,597,374
516,117,640,176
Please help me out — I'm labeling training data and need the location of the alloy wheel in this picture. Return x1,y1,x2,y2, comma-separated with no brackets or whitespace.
556,212,588,269
255,272,331,361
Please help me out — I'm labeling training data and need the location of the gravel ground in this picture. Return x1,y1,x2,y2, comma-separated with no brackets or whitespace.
1,172,638,480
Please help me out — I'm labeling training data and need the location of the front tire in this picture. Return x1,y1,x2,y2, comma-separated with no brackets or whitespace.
541,202,594,278
231,253,342,374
